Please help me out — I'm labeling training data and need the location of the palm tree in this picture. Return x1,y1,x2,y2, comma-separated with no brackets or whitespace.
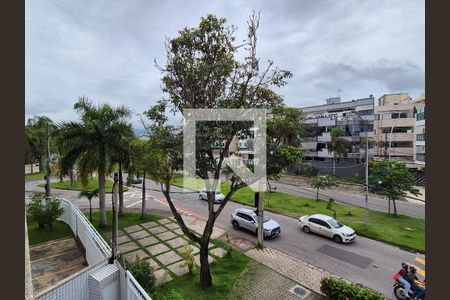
57,97,133,227
78,189,99,221
328,128,350,175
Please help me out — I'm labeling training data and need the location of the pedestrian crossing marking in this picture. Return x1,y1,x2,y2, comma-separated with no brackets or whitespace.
415,257,425,266
411,256,425,278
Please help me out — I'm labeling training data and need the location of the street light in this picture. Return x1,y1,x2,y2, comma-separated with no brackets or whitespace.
351,111,369,226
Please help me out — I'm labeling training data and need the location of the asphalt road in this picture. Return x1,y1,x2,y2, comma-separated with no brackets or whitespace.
25,178,425,299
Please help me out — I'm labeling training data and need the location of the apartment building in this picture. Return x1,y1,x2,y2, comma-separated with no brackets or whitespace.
413,93,425,168
373,93,416,162
300,96,375,161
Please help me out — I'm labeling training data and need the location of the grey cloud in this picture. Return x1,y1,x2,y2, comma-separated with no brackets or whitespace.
26,0,424,128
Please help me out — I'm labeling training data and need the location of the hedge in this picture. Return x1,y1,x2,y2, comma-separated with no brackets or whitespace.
320,277,384,300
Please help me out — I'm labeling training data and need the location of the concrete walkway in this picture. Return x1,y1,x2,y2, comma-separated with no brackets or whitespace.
245,246,337,297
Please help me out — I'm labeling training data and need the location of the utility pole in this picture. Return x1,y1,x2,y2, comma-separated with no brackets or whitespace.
109,173,119,263
45,123,51,197
353,112,369,226
257,191,264,249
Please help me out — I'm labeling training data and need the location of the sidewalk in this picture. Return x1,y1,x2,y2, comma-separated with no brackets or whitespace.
245,246,337,297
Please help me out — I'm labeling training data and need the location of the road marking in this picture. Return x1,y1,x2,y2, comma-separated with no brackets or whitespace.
413,265,425,277
415,257,425,266
125,200,141,208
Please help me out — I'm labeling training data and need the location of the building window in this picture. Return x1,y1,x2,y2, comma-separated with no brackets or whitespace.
416,153,425,162
416,111,425,121
390,141,413,148
416,133,425,141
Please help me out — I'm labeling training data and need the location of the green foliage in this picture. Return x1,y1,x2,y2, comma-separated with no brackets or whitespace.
327,198,337,219
320,277,384,300
127,256,157,291
56,97,133,226
27,220,73,246
369,160,421,215
304,163,318,177
308,174,339,200
266,107,305,182
157,289,184,300
329,128,351,158
25,116,56,165
179,244,196,274
26,193,64,231
78,189,99,201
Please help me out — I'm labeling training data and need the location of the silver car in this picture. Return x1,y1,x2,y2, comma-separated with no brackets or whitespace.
298,214,356,243
230,208,281,238
198,188,225,203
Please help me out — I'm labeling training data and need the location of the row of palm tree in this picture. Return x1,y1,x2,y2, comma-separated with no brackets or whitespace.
27,97,151,228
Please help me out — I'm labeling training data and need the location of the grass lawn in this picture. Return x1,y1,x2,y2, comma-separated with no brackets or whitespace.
172,174,425,253
38,177,128,193
151,246,250,300
85,210,161,235
27,220,73,246
25,170,58,181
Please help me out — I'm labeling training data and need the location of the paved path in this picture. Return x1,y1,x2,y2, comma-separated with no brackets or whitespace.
228,259,325,300
25,178,424,299
272,180,425,219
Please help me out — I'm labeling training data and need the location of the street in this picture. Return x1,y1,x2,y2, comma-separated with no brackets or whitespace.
25,178,425,298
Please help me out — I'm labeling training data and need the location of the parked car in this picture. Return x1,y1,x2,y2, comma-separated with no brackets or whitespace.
298,214,356,243
230,208,281,238
131,176,142,184
198,188,225,203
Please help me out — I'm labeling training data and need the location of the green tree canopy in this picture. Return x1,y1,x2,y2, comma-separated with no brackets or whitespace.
56,97,133,227
369,160,420,216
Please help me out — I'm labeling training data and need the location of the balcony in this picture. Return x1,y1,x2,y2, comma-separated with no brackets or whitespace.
317,132,331,142
318,117,336,127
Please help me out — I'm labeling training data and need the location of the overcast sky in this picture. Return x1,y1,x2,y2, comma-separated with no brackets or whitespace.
26,0,424,128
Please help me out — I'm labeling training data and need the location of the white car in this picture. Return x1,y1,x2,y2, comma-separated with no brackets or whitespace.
230,208,281,238
298,214,356,243
198,188,225,203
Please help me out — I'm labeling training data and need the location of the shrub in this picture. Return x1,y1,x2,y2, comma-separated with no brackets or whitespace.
127,256,156,291
27,193,64,231
320,276,384,300
179,244,196,274
304,163,318,177
160,289,184,300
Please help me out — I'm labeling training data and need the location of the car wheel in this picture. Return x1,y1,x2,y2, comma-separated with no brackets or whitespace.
393,285,408,300
302,226,311,233
199,195,203,200
232,221,239,230
333,235,343,244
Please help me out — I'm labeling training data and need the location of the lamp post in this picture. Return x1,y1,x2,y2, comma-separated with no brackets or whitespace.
388,119,397,162
352,112,369,226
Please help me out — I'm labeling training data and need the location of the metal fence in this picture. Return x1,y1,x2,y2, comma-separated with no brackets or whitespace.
58,198,111,265
34,197,152,300
125,270,152,300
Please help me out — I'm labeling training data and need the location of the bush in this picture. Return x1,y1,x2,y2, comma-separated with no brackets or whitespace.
320,277,384,300
27,193,64,231
159,289,184,300
127,256,156,291
179,244,196,274
304,163,318,177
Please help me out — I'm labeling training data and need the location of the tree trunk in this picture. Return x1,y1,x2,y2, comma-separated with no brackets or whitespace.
141,170,147,219
70,167,74,186
39,160,43,174
333,153,336,175
393,199,398,216
98,162,107,227
89,200,92,222
316,188,319,201
267,180,272,193
388,198,391,214
199,226,213,288
30,156,34,174
119,162,124,216
45,125,51,197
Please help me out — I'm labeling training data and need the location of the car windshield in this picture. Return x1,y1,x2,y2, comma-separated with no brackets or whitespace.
327,218,344,228
215,191,221,195
263,216,271,222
